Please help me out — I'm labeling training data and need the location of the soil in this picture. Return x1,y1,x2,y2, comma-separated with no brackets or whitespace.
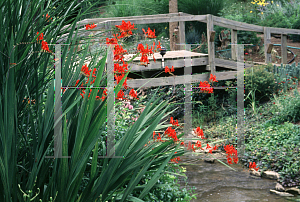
244,34,300,65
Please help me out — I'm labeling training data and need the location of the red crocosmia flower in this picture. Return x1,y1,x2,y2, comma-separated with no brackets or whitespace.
129,89,138,99
165,66,170,73
115,21,137,38
37,32,44,41
157,134,161,142
170,66,175,72
245,52,248,55
153,131,156,140
75,79,80,86
142,27,156,38
170,117,174,124
114,45,127,62
209,149,213,154
180,141,184,145
249,162,259,171
116,90,125,100
206,144,212,150
41,41,51,52
209,74,218,83
187,141,192,151
96,96,100,100
80,93,84,98
213,145,218,151
106,37,118,45
85,23,97,30
199,81,213,93
227,157,233,165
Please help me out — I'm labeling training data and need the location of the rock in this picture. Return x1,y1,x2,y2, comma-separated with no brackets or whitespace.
249,175,261,180
250,170,261,177
270,189,294,197
204,149,219,153
204,158,215,163
275,183,285,192
262,171,280,180
285,187,300,195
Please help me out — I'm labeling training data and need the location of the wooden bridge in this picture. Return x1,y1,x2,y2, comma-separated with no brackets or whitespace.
58,12,300,88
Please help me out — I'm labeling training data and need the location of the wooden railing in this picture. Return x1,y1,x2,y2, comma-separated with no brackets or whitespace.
58,12,300,73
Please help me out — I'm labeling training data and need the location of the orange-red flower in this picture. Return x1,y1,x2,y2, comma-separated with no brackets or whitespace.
37,32,44,41
165,66,170,73
249,162,259,171
115,21,137,38
41,41,50,52
85,23,97,30
129,89,138,99
199,81,213,94
209,74,218,83
142,27,156,38
116,90,125,100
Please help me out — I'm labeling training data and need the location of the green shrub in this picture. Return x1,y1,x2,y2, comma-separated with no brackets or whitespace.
226,65,278,108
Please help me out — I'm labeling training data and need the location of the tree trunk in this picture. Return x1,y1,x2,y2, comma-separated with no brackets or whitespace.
169,0,179,51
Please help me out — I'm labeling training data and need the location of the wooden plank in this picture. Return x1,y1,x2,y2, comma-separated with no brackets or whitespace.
215,58,253,69
61,13,182,31
281,34,287,64
231,29,238,61
128,57,208,72
264,27,272,63
57,15,207,43
126,71,238,88
207,14,215,75
178,12,186,50
213,16,264,32
269,27,300,35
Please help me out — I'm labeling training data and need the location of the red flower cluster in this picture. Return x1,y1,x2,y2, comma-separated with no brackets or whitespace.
224,144,238,164
115,20,137,38
193,127,206,139
209,74,218,83
170,156,181,163
170,117,179,127
129,89,138,100
199,81,213,94
142,27,156,39
249,162,259,171
153,131,161,142
37,32,51,53
199,74,218,94
137,44,154,66
165,127,179,142
85,23,97,30
165,66,175,73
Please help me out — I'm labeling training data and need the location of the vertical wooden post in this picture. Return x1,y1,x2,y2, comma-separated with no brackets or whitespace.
207,14,215,75
281,34,287,64
264,27,272,64
169,0,179,51
231,29,238,61
178,12,185,50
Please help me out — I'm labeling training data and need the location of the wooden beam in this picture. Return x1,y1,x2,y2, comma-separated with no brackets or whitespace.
231,29,237,61
215,58,253,69
213,16,264,32
209,31,216,42
269,27,300,35
178,12,186,50
207,14,215,75
281,34,287,64
126,71,238,88
264,27,272,64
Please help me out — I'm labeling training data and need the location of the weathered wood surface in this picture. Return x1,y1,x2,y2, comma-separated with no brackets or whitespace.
264,27,272,63
213,16,264,32
215,58,253,69
207,14,215,75
178,12,186,50
231,29,238,61
123,50,208,72
126,71,238,88
281,34,287,64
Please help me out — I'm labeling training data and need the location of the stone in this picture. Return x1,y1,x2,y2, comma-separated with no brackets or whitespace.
270,189,294,197
250,170,261,177
285,187,300,195
275,183,285,192
249,175,261,180
262,171,280,180
204,158,215,163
